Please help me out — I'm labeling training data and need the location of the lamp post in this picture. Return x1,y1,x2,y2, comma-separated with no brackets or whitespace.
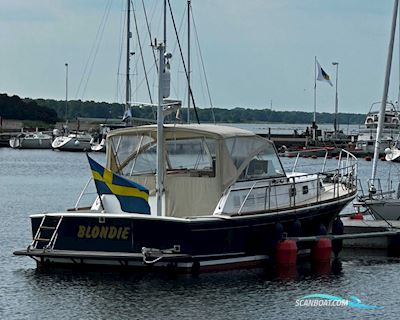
332,62,339,133
65,63,69,121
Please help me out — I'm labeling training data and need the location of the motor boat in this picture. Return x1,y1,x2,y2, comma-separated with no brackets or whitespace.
14,123,358,272
354,102,400,156
13,4,358,273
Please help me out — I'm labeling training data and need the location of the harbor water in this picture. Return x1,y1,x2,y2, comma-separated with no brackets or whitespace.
1,146,400,319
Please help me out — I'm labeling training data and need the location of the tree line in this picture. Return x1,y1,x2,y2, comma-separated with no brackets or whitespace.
32,98,366,124
0,94,366,125
0,94,58,123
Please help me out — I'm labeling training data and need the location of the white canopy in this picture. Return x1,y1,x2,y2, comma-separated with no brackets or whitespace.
106,124,284,217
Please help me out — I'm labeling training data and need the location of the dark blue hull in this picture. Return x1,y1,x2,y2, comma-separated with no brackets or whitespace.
17,196,353,272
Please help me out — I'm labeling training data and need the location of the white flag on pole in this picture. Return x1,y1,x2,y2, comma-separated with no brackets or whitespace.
122,108,132,122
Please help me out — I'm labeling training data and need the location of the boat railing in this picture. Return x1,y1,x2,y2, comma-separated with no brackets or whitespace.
291,149,357,174
230,158,357,215
73,177,98,210
357,178,396,200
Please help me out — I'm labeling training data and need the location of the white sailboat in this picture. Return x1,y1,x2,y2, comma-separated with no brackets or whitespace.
9,131,53,149
52,131,92,152
355,0,400,221
51,63,92,152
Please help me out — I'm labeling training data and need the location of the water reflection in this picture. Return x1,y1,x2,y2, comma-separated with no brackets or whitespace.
9,254,398,319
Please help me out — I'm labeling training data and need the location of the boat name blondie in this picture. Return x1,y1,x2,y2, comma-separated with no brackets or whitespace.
77,225,130,240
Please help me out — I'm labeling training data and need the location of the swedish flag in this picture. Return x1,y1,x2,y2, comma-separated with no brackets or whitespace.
87,155,150,214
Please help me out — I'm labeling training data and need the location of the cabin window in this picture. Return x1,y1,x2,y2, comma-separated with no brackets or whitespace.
110,134,156,175
123,143,157,175
289,187,296,197
302,185,309,194
228,137,285,180
166,138,216,176
225,137,266,170
245,194,255,206
246,159,269,178
233,195,241,207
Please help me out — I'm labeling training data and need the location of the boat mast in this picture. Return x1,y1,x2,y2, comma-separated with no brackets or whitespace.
372,0,399,182
187,0,191,123
398,1,400,108
156,43,170,217
155,0,169,217
164,0,167,45
125,0,131,114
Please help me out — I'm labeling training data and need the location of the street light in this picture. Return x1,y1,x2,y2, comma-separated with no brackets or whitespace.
332,62,339,133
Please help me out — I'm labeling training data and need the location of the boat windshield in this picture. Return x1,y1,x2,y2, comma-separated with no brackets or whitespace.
110,131,284,182
225,137,285,180
110,134,156,175
110,134,216,176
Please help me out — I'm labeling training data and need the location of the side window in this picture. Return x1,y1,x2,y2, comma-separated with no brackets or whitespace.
166,138,216,177
289,187,296,197
302,185,309,194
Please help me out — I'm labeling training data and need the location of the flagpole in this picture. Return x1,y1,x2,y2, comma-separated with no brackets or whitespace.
332,62,339,133
313,56,317,141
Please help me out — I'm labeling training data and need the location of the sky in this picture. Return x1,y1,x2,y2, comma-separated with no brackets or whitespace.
0,0,399,114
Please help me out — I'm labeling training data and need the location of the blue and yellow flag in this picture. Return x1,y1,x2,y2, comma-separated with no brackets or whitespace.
87,155,150,214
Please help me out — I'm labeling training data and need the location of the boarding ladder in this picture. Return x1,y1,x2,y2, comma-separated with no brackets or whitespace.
29,215,63,251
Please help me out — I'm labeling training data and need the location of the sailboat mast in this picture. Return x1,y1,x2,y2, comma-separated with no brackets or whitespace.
372,0,399,181
125,0,131,111
187,0,191,123
398,1,400,107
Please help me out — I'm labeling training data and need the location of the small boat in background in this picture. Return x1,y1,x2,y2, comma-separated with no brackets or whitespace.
385,138,400,161
52,131,92,152
281,146,336,158
90,138,106,152
354,102,400,156
90,123,128,152
9,131,53,149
